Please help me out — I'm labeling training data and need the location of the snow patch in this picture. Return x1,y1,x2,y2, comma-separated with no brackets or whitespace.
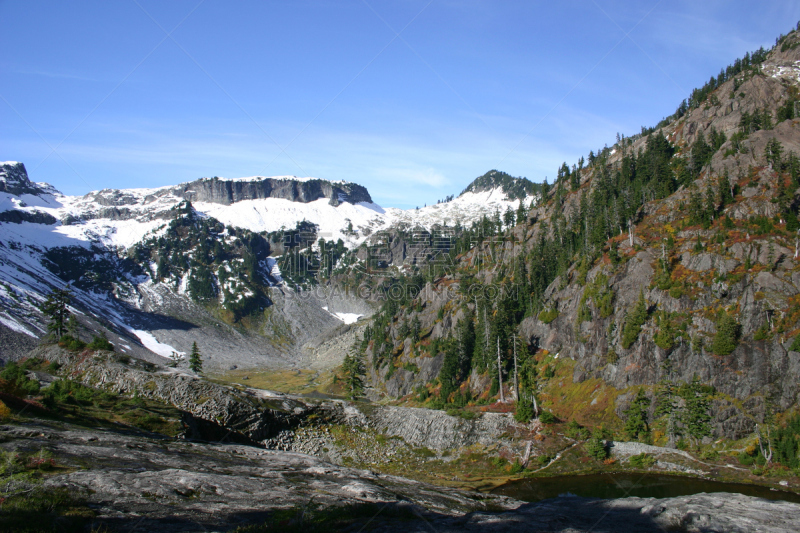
265,257,283,284
333,312,362,324
322,306,362,324
130,329,182,358
0,313,38,337
380,189,538,231
193,197,384,245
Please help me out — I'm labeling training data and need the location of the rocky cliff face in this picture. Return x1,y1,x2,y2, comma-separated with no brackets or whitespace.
0,161,44,196
175,176,373,205
515,254,800,408
361,28,800,438
86,175,373,208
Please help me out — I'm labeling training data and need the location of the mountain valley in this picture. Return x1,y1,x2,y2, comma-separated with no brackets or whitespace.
4,18,800,533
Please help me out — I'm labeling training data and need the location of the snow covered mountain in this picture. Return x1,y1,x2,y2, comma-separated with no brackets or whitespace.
0,161,538,367
5,166,537,250
382,170,539,230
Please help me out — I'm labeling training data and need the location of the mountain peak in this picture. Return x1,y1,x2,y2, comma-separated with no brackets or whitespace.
460,170,540,201
0,161,42,196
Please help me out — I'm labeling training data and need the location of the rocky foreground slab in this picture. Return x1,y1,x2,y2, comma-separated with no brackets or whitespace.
2,420,800,532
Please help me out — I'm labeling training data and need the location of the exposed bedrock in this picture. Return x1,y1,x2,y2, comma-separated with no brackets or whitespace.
2,420,799,533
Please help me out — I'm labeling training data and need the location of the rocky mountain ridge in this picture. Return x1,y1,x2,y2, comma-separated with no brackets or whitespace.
461,169,542,201
0,161,49,196
358,25,800,443
86,174,373,209
0,158,535,371
3,24,800,453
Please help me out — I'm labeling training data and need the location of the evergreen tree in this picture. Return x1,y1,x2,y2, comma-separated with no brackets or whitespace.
411,316,422,343
777,95,798,123
514,400,534,423
691,130,712,176
156,255,170,280
516,199,527,225
439,315,475,401
87,334,114,351
688,191,704,225
473,302,489,370
189,342,203,373
704,184,717,226
457,313,475,377
621,290,648,349
65,314,81,339
503,206,516,227
439,342,460,401
541,178,550,201
41,286,72,339
653,312,676,350
765,138,784,169
711,310,740,355
772,414,800,469
623,389,651,441
718,172,734,207
585,428,608,460
607,241,621,269
342,345,365,399
786,151,800,185
569,165,579,191
655,377,680,444
790,334,800,352
709,127,727,152
188,265,216,301
679,377,713,443
398,319,410,340
776,175,794,215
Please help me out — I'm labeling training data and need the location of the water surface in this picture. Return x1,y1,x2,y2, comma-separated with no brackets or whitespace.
492,473,800,503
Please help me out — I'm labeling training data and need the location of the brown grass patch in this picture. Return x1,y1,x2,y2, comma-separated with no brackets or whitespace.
207,368,333,395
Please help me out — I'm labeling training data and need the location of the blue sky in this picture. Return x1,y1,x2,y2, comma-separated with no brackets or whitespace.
2,1,799,208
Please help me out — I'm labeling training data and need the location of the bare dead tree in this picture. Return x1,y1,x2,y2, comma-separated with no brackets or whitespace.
497,337,505,403
484,307,490,369
628,218,634,247
756,424,774,465
795,229,799,259
512,335,519,402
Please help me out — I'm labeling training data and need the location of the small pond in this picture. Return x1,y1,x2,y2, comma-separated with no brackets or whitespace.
491,473,800,504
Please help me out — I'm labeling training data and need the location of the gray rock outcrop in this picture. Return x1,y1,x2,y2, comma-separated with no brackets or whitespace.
86,175,373,208
0,161,45,196
364,405,512,450
174,176,373,205
0,323,38,363
3,420,799,532
0,209,57,224
27,344,312,444
25,345,512,453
